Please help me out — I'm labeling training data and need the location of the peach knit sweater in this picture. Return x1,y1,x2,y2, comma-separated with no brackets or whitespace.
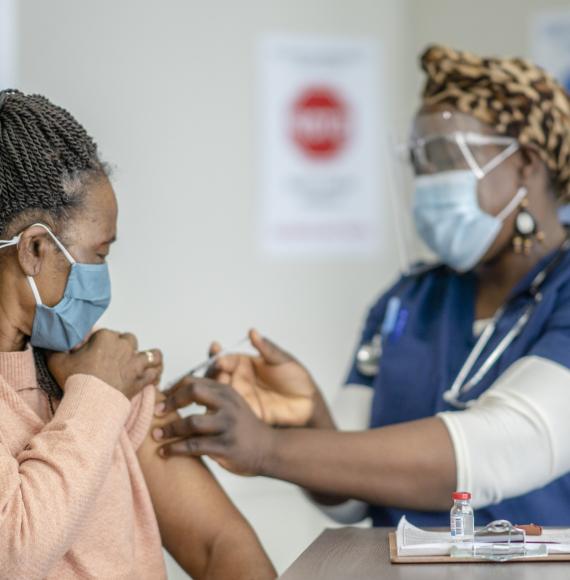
0,348,167,579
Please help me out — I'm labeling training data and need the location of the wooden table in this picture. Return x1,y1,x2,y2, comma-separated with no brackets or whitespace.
280,527,570,579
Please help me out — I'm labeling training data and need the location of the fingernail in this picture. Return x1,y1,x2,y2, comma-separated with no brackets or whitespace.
158,446,166,457
154,402,166,415
153,428,164,441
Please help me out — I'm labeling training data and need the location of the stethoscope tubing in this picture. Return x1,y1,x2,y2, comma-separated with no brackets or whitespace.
358,236,570,409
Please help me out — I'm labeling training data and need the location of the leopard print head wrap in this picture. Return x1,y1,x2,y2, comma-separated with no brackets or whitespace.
420,44,570,201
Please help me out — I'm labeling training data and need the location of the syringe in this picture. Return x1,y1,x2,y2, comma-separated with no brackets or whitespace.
186,336,250,377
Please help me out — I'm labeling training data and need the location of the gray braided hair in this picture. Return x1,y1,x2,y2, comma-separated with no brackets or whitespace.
0,89,108,404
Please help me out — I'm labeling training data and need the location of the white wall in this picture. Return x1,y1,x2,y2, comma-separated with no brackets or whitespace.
410,0,570,92
0,0,17,87
16,0,413,575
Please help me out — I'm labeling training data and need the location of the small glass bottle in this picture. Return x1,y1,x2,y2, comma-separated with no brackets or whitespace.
450,491,474,542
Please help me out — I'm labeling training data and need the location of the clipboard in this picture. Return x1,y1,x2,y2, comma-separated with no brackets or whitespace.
388,533,570,564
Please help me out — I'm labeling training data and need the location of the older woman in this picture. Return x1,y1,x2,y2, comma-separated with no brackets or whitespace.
0,90,275,579
157,45,570,528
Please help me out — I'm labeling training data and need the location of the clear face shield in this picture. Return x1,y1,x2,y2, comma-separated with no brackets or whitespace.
388,110,520,271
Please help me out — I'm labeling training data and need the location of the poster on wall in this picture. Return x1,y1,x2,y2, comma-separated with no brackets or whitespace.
531,10,570,92
532,10,570,223
0,0,17,89
257,35,381,257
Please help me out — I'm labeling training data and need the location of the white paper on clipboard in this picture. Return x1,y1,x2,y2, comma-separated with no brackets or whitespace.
396,516,570,557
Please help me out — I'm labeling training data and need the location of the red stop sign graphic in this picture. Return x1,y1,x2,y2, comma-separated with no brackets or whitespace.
291,87,349,160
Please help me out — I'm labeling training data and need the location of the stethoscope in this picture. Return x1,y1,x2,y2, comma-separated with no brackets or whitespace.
356,294,402,377
356,237,570,409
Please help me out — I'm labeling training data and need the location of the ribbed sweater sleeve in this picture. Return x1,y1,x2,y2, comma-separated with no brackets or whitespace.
0,374,131,580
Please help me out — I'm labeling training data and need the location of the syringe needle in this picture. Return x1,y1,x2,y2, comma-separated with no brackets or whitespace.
187,336,249,376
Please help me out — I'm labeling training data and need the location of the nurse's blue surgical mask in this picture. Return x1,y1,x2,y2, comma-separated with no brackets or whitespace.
407,113,523,272
413,171,526,272
0,223,111,351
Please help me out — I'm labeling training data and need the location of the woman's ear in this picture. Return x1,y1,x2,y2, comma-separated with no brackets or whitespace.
16,225,55,276
519,146,548,186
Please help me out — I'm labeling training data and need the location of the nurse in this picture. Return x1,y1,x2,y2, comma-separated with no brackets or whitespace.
156,45,570,526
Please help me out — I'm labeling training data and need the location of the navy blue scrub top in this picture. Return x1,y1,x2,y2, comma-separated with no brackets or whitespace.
345,247,570,527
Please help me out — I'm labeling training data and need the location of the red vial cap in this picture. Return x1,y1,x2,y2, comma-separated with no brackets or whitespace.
452,491,471,500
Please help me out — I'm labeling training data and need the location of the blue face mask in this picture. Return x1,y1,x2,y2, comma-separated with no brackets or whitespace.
0,223,111,351
413,170,526,272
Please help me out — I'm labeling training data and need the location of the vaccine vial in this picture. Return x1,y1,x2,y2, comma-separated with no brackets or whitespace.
450,491,474,542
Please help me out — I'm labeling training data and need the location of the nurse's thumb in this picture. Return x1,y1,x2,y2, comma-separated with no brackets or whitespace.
249,328,291,365
209,341,222,358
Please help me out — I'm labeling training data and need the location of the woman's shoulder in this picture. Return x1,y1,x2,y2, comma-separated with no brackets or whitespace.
372,262,451,306
361,263,453,331
546,247,570,293
522,246,570,310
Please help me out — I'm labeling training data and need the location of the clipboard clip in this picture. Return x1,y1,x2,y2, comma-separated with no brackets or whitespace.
451,520,547,562
475,519,526,545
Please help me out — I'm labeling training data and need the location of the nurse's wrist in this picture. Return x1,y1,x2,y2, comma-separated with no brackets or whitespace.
306,389,336,430
257,426,279,477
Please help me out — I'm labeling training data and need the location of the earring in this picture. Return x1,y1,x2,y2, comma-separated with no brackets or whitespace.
512,197,544,255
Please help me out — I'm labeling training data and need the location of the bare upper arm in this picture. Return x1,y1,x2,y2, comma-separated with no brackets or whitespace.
137,391,273,578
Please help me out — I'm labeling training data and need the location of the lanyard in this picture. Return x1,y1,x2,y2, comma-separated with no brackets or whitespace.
443,238,570,409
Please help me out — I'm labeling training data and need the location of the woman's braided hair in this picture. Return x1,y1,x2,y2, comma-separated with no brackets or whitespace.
0,89,108,406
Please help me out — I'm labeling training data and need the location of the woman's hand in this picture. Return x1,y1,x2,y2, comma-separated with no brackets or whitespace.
209,329,317,427
154,376,275,476
47,328,163,400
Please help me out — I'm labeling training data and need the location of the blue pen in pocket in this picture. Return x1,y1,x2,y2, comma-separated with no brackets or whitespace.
381,296,408,344
391,307,409,343
381,297,401,338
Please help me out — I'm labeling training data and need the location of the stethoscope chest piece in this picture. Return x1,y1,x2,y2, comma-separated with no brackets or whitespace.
356,334,382,377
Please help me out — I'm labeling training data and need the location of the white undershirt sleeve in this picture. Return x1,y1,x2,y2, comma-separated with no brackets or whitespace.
308,384,374,524
332,384,374,431
438,356,570,509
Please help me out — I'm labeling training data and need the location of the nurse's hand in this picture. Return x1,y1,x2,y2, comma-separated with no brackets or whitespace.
48,329,164,400
154,376,273,475
209,329,317,427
